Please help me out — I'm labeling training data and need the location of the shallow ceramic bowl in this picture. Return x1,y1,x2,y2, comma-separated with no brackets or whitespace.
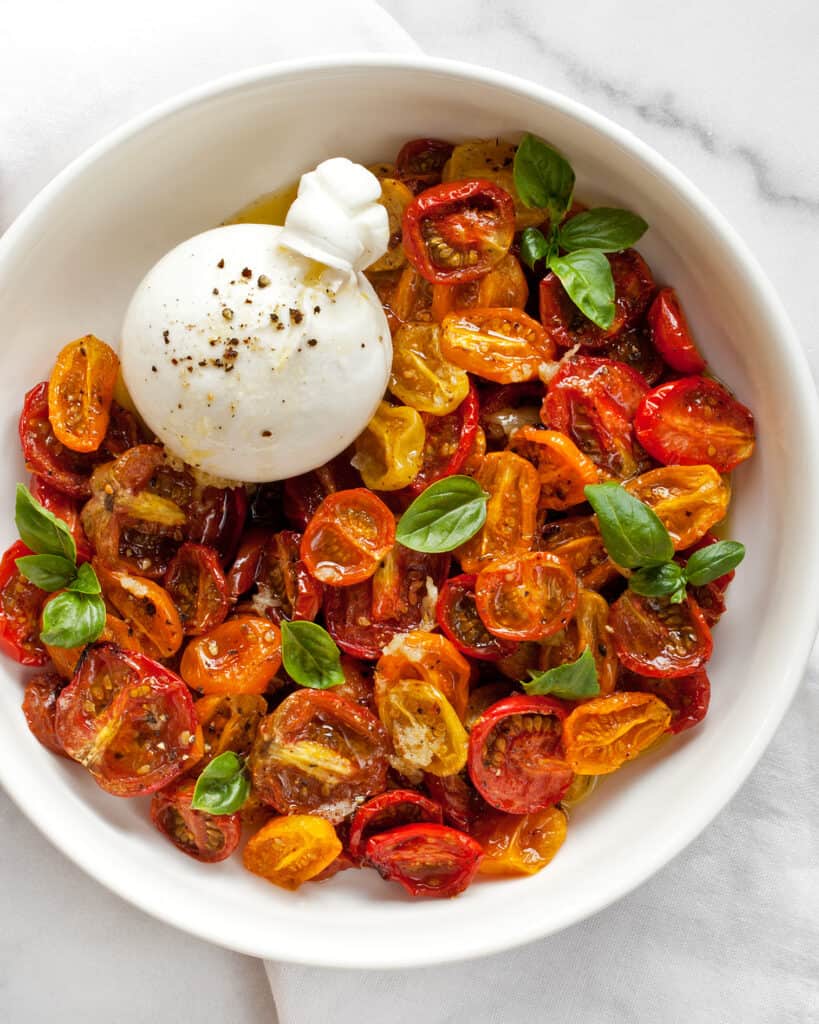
1,56,817,968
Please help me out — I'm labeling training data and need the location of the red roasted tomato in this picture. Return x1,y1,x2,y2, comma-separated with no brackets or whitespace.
251,530,322,625
623,669,711,734
363,822,483,898
646,287,706,374
163,543,229,635
408,382,480,493
395,138,454,193
0,541,48,666
609,591,713,678
22,672,66,755
150,778,241,862
347,789,443,860
436,572,516,661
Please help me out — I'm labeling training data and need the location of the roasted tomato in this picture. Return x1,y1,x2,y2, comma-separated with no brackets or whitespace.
348,789,443,859
20,382,100,499
443,139,548,229
363,822,483,897
624,670,710,734
609,591,713,678
562,692,671,774
150,778,240,863
22,672,66,755
332,656,376,710
30,476,91,563
647,287,706,374
180,616,282,695
456,452,540,572
0,541,48,666
187,485,247,566
354,401,425,491
475,551,578,642
540,588,618,696
193,693,267,771
249,690,389,822
540,516,619,592
402,180,516,284
468,695,573,813
424,771,487,832
479,382,542,450
540,250,655,348
243,815,342,890
395,137,454,193
283,454,361,531
369,178,415,272
375,631,470,721
508,427,599,510
475,805,567,877
560,772,598,808
624,465,730,550
300,488,395,587
95,561,183,659
431,253,528,321
389,322,470,415
588,325,666,387
226,528,266,600
678,532,734,627
250,530,322,625
376,678,469,777
44,607,144,679
465,682,517,730
462,425,487,475
48,335,119,452
440,307,555,383
409,382,480,494
635,376,755,473
382,266,435,329
163,543,229,635
55,643,198,796
436,573,516,661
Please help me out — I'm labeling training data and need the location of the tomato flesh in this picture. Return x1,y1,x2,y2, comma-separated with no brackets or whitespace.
163,543,229,635
475,551,578,642
300,488,395,587
408,382,480,494
436,572,516,661
151,778,241,862
609,591,713,678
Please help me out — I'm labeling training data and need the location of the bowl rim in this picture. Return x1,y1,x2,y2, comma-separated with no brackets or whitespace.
2,52,819,968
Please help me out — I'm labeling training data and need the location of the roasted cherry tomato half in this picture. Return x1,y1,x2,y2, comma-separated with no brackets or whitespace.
402,179,516,285
22,672,66,755
180,616,282,695
187,485,248,566
389,322,470,415
395,137,454,193
226,528,266,600
348,789,443,860
55,643,198,796
408,382,480,494
251,530,322,625
440,307,555,383
354,401,425,491
634,376,755,473
243,814,342,890
249,689,389,823
508,427,599,510
193,693,267,771
475,805,567,877
540,588,618,696
363,822,483,898
376,678,469,777
435,573,516,662
30,475,92,563
150,778,241,863
20,382,99,499
443,139,548,229
468,695,573,813
369,178,415,272
587,325,666,387
424,771,488,832
0,540,48,666
431,253,528,321
562,692,671,774
647,287,706,374
300,488,395,587
623,669,711,734
163,543,229,636
95,561,184,659
44,608,144,680
475,551,578,642
48,335,119,453
375,630,470,721
540,516,619,592
624,465,730,550
609,591,713,678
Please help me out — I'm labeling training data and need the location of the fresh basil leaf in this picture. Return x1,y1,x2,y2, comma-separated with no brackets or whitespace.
513,134,575,221
14,553,76,592
549,249,616,330
523,647,600,700
670,582,688,604
191,752,249,814
558,207,648,253
281,620,344,690
519,227,551,270
67,560,102,595
683,540,745,587
584,483,674,568
628,561,685,598
396,475,488,553
39,591,105,647
15,484,77,562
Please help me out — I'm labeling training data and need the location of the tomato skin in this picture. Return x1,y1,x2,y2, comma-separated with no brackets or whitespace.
48,335,119,453
402,180,516,285
300,488,395,587
163,543,229,636
347,789,444,860
22,672,66,755
354,401,426,491
226,528,266,600
609,591,713,678
562,691,671,774
187,486,248,566
283,455,362,531
395,138,454,193
244,814,343,890
475,551,578,642
431,253,529,321
624,465,731,551
635,377,755,473
647,287,706,374
408,382,480,494
623,670,711,734
181,616,282,695
540,588,618,696
0,541,48,666
150,778,241,863
586,325,666,387
20,382,98,499
363,822,483,898
389,322,470,415
468,695,573,814
424,771,488,832
435,573,516,661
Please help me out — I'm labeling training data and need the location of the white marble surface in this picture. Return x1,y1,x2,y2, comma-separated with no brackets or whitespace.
2,2,818,1022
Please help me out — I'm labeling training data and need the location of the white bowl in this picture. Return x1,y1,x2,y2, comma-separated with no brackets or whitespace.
1,55,817,969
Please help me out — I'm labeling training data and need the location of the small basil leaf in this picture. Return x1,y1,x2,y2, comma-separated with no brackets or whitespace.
396,475,488,553
40,591,106,647
558,207,648,253
67,560,102,595
523,647,600,700
683,540,745,587
281,620,344,690
628,562,685,598
549,249,616,330
584,483,675,569
513,134,575,221
15,484,77,562
15,553,76,592
519,227,551,271
670,583,688,604
191,752,249,814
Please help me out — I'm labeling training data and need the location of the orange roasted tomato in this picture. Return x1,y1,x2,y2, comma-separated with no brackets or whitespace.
193,693,268,771
562,692,671,774
540,515,620,592
456,451,540,572
609,590,713,678
539,588,618,695
376,678,469,777
150,778,241,863
475,551,578,642
48,335,119,452
508,427,599,510
44,606,145,679
243,815,342,890
624,464,730,550
440,308,555,383
363,822,483,898
375,630,471,721
180,616,282,695
354,401,425,491
389,322,470,414
249,689,389,823
300,488,395,587
95,561,183,659
54,643,198,796
163,542,229,636
475,805,568,877
431,253,528,320
22,672,66,755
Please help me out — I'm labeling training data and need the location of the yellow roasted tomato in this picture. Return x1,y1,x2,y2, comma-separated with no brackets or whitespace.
562,692,671,775
624,465,730,550
376,678,469,777
475,805,568,876
389,322,470,415
354,401,425,491
368,178,415,272
243,815,342,890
